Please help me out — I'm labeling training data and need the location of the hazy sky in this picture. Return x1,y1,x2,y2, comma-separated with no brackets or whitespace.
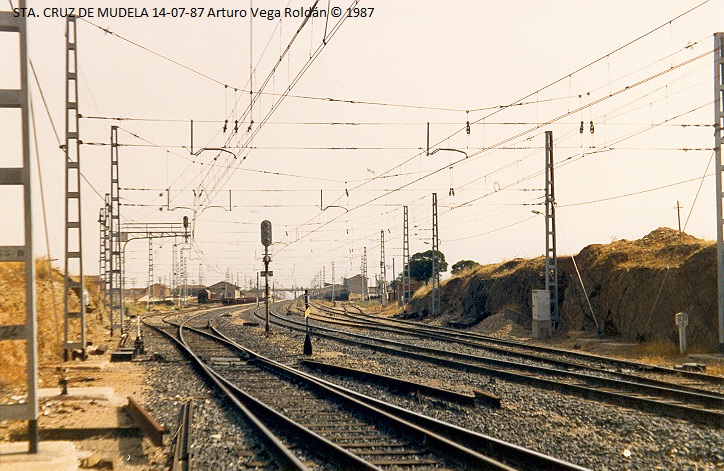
2,0,724,292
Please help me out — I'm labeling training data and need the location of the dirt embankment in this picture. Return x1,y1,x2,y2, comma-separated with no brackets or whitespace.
408,228,719,350
0,259,106,389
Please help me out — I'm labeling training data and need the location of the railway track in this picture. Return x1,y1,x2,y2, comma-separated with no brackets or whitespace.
245,301,724,428
302,299,724,396
146,308,586,470
310,300,723,390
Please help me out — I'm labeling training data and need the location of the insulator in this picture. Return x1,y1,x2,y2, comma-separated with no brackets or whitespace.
466,121,471,135
234,120,238,133
589,121,594,134
579,121,584,134
222,119,228,133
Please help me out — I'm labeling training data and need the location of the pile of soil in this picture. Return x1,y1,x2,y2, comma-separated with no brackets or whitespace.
408,228,719,350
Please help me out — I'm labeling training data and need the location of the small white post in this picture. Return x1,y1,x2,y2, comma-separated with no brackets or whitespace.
675,312,689,355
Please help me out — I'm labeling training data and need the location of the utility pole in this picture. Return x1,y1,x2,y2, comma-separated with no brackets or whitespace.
392,257,396,303
63,15,86,360
98,207,106,312
714,32,724,353
431,194,441,316
103,194,111,310
362,247,368,301
147,239,153,311
172,241,178,308
331,261,336,305
545,131,559,329
675,200,683,232
380,230,387,306
403,206,411,305
0,0,39,451
256,272,260,306
109,126,123,335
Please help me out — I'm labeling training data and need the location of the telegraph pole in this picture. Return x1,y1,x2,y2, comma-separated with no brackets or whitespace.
431,194,441,316
675,201,683,232
545,131,559,329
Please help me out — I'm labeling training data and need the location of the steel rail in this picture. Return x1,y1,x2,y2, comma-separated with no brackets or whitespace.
171,400,192,471
340,302,724,385
208,310,588,471
258,303,724,427
145,313,311,471
303,301,724,398
167,312,523,471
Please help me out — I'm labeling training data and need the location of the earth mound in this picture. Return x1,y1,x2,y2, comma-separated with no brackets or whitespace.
408,228,719,350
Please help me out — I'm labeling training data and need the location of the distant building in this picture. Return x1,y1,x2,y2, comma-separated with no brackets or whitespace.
344,274,368,300
207,281,241,300
138,283,171,303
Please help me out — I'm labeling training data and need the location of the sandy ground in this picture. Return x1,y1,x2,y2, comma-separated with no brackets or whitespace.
1,352,169,470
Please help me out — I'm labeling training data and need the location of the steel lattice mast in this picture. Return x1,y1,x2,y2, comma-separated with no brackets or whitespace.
63,15,87,359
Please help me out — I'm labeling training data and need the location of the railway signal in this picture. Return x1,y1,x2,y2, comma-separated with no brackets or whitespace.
261,219,272,247
261,220,273,332
303,289,312,355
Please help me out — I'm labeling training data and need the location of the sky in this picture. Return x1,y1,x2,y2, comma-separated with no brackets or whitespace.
2,0,724,294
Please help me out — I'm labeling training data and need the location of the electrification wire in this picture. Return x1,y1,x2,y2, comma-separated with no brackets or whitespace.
641,149,715,337
559,175,713,208
315,1,713,210
195,0,327,200
278,50,712,254
201,0,359,202
28,59,105,202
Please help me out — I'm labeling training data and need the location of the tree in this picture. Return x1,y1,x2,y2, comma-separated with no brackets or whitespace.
409,250,447,282
451,259,480,275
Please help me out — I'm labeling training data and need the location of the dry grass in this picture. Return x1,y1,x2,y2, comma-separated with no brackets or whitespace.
0,259,105,390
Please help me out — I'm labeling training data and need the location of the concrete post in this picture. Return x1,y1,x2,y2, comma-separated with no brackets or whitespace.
675,312,689,355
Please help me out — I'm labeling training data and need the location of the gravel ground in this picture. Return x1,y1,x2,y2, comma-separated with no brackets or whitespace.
209,305,724,471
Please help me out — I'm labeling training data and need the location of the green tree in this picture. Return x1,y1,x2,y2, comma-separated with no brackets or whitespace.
451,259,479,275
409,250,447,282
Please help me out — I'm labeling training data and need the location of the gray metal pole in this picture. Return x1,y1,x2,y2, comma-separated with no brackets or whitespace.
545,131,559,329
715,32,724,353
265,246,270,332
331,261,335,304
432,193,441,316
63,15,86,360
